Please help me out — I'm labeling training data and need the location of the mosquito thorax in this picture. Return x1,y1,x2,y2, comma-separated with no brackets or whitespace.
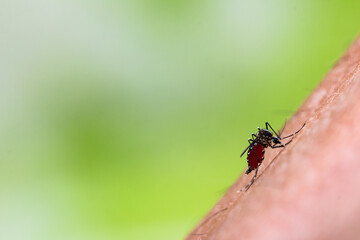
258,129,273,139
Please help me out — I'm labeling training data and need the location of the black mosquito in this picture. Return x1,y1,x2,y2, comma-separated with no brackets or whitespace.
240,122,305,191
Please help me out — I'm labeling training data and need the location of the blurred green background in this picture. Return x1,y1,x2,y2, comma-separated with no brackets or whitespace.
0,0,359,239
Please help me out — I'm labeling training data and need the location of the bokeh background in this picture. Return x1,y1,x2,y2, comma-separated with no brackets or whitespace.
1,1,359,239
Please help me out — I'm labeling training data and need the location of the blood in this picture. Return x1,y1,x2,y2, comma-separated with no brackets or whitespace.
247,143,264,170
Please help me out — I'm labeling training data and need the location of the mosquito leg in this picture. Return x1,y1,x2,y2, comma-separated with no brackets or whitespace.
245,166,259,191
251,133,257,139
265,122,281,138
271,145,286,149
240,142,252,158
240,138,254,159
280,123,306,139
280,134,295,140
278,128,303,146
283,138,294,146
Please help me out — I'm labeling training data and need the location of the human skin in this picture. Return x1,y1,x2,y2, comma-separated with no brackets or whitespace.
186,35,360,240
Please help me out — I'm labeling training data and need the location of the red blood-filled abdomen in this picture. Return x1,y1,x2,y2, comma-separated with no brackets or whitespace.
247,143,265,170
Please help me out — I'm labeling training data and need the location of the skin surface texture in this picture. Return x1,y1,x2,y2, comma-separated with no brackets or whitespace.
187,35,360,240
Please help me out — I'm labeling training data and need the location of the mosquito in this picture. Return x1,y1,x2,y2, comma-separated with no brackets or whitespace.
240,122,305,191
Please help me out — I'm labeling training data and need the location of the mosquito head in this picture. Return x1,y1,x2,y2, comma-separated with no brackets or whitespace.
272,136,282,144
